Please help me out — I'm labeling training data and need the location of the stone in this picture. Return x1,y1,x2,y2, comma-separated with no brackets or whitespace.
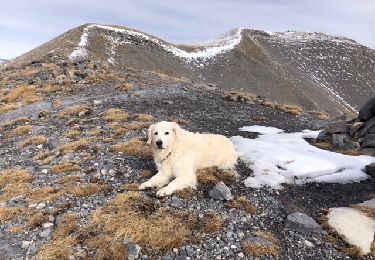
285,212,323,234
125,241,141,260
361,134,375,148
0,238,23,258
36,202,46,210
359,117,375,137
365,163,375,177
316,130,330,142
170,196,182,207
208,182,233,200
359,96,375,122
324,121,347,134
42,222,54,228
331,134,346,149
360,148,375,156
39,228,52,238
349,122,364,137
21,241,32,250
26,242,37,255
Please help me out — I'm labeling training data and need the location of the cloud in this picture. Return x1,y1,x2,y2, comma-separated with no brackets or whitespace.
0,0,374,58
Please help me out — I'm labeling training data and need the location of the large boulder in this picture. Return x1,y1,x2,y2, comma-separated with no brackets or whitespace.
359,96,375,122
359,117,375,137
285,212,323,234
362,134,375,148
324,121,347,134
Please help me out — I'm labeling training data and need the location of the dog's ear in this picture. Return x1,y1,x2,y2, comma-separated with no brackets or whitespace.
147,124,154,145
172,122,182,140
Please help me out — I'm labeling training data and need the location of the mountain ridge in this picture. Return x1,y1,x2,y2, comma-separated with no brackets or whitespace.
5,23,375,116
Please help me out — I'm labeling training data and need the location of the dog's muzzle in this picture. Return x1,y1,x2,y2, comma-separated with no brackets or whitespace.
156,140,163,149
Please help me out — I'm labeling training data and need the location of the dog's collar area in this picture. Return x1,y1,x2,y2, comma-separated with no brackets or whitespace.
160,151,172,163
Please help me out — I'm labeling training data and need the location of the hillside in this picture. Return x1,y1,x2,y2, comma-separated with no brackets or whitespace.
6,23,375,116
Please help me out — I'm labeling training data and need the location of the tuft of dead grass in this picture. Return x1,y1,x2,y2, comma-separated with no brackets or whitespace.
139,170,153,178
0,207,24,222
309,111,330,120
80,192,224,254
28,211,48,228
111,137,152,160
53,213,77,238
175,188,196,199
0,103,19,114
58,105,92,118
122,183,140,191
132,113,154,122
7,125,32,138
1,117,30,127
57,175,83,186
116,83,134,91
103,108,128,122
0,169,32,202
275,104,303,116
67,183,108,197
51,162,80,174
225,197,256,215
0,85,40,104
37,236,76,260
27,186,64,202
197,167,235,189
109,122,150,136
6,225,23,233
21,135,47,147
241,240,279,258
58,138,89,154
64,127,82,139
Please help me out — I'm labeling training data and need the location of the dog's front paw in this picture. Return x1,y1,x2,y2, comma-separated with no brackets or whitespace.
156,187,173,197
139,181,153,190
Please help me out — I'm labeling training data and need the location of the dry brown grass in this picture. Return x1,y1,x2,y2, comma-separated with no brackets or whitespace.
103,108,128,122
309,111,330,120
53,213,77,238
21,135,47,147
58,105,92,118
254,231,279,244
109,122,150,136
223,92,257,102
0,169,32,202
261,100,276,108
0,207,24,222
7,125,32,138
89,128,104,137
122,183,140,191
67,183,108,197
51,162,80,174
27,186,64,202
64,127,82,139
0,103,19,114
252,116,268,122
111,137,153,160
132,113,154,122
139,170,153,178
0,117,30,127
58,138,89,154
275,104,303,116
0,85,40,104
81,192,224,254
196,167,235,189
6,225,23,233
241,241,279,258
116,83,134,91
175,188,196,199
37,236,76,260
225,197,256,215
57,175,83,186
27,211,48,228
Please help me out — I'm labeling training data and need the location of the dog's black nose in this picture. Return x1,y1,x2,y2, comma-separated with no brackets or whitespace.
156,140,163,147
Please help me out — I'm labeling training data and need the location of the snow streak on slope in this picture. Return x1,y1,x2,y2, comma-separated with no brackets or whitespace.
69,24,242,63
231,125,375,189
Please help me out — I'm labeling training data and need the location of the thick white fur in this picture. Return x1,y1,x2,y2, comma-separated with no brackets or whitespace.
139,121,238,196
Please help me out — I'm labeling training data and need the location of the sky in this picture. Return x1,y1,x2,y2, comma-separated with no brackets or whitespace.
1,0,375,59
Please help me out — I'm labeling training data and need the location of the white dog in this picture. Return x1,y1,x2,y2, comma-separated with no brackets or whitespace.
139,121,238,196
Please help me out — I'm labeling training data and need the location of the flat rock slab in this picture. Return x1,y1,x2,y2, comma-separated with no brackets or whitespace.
208,182,233,200
285,212,323,234
327,207,375,254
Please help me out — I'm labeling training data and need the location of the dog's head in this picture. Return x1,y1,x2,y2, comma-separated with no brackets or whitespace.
147,121,181,150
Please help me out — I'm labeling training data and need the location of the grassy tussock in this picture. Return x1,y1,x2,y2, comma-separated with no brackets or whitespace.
0,103,19,114
196,167,235,189
21,135,47,147
64,127,82,139
67,183,108,197
0,207,24,222
241,241,278,257
116,83,134,91
309,111,330,120
139,170,153,178
103,108,128,122
53,213,77,238
0,85,40,104
252,116,268,122
37,237,76,260
109,122,150,136
175,188,196,199
27,186,64,202
132,113,154,122
0,117,30,127
275,104,303,116
7,125,32,138
122,183,140,191
6,226,23,233
225,197,256,215
57,175,83,186
111,137,153,160
0,169,32,202
58,138,89,154
58,105,92,118
80,192,224,254
28,212,48,227
51,162,80,174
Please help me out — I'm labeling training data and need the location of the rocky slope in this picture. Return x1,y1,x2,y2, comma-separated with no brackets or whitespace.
0,56,374,259
6,24,375,116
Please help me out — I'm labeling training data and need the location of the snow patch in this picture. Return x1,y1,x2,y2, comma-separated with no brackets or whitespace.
69,24,243,63
231,125,375,188
328,207,375,254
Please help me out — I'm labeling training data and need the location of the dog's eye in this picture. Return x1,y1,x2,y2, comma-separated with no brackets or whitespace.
154,132,158,135
165,132,169,135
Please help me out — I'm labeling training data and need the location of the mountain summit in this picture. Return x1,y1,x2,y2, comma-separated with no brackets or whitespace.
7,23,375,115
